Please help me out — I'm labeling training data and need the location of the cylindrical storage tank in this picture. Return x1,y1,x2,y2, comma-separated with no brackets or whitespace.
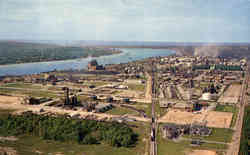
201,93,212,100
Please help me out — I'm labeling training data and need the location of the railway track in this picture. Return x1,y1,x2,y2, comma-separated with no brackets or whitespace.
149,62,157,155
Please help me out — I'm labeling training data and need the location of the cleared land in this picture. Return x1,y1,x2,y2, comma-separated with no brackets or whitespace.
215,105,238,128
0,95,150,122
0,95,22,104
218,84,242,104
188,150,216,155
159,110,233,128
145,73,152,102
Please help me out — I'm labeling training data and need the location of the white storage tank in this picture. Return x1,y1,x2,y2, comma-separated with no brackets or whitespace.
201,93,212,101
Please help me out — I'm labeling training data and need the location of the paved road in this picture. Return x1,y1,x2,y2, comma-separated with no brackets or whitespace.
148,62,157,155
227,64,249,155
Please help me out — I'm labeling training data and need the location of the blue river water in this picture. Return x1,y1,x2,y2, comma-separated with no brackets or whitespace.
0,48,174,76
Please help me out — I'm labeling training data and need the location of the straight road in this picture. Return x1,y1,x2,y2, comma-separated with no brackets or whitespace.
227,64,249,155
149,62,157,155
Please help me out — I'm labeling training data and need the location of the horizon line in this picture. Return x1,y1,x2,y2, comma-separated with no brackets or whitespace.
0,39,250,44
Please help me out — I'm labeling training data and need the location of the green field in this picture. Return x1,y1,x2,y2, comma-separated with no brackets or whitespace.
106,106,138,116
157,132,227,155
239,106,250,155
2,83,42,89
0,87,59,98
127,84,145,92
157,136,190,155
145,102,152,118
0,134,145,155
184,128,233,143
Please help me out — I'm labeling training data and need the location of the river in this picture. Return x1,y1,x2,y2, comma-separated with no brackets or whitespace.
0,48,174,76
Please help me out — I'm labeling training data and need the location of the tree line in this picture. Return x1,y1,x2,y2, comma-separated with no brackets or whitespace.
0,112,137,147
239,106,250,155
0,42,119,65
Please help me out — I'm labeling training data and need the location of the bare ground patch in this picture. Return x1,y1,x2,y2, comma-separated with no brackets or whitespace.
187,150,216,155
159,109,233,128
218,84,242,104
0,95,22,104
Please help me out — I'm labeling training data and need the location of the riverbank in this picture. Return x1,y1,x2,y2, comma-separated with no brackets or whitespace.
0,46,122,66
0,49,122,67
0,48,174,76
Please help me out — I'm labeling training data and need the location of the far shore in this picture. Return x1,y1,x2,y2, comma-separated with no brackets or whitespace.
0,50,122,67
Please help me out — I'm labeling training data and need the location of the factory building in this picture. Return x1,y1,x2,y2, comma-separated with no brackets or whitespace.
88,60,104,71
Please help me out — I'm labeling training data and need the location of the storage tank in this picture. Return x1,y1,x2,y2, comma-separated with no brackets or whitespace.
201,93,212,101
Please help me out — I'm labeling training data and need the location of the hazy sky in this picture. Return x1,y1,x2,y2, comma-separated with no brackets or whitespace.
0,0,250,42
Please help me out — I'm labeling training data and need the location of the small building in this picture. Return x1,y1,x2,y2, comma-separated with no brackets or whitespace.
172,103,193,111
162,124,189,139
200,93,216,101
190,124,211,136
95,103,113,112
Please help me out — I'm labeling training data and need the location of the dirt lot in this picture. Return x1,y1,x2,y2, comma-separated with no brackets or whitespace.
187,150,216,155
0,94,150,123
117,89,144,98
159,109,233,128
0,95,22,104
218,84,242,104
145,73,152,102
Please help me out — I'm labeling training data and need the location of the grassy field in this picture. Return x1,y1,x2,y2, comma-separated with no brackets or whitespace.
0,87,59,98
157,133,227,155
0,135,144,155
127,84,145,92
86,81,109,87
2,83,42,89
154,100,167,117
106,106,138,116
145,102,152,118
215,104,239,128
239,106,250,155
184,128,233,143
0,109,150,155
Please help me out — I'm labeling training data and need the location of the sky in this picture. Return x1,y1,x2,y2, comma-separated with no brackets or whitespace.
0,0,250,42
